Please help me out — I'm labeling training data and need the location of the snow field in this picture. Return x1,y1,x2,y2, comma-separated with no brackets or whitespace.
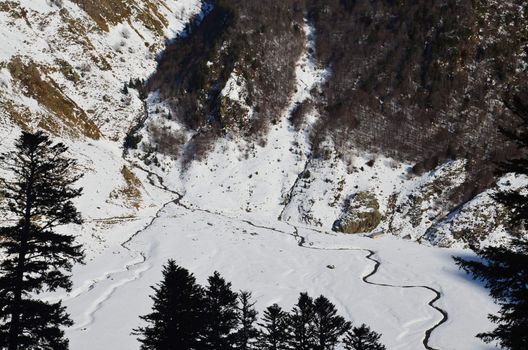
51,203,497,350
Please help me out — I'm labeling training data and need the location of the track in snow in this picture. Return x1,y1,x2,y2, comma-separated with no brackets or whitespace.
64,163,184,330
67,162,448,349
164,198,450,350
286,225,448,350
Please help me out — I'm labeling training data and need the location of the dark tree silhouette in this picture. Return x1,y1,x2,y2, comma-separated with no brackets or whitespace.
454,241,528,349
313,295,351,350
343,324,386,350
133,260,205,350
200,271,240,350
133,260,388,350
235,291,259,350
0,131,84,350
496,94,528,225
288,292,316,350
258,304,290,350
454,94,528,349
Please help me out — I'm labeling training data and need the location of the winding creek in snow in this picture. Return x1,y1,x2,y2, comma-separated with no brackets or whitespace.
290,226,448,350
49,164,497,350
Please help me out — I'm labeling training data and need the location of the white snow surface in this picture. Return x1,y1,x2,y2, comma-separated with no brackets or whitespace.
49,203,498,350
0,0,202,140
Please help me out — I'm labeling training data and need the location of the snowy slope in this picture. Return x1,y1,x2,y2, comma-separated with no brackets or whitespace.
0,3,522,350
0,0,202,140
130,15,525,249
0,0,202,257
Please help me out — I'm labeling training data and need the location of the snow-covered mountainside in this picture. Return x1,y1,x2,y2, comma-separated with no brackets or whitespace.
0,0,203,249
0,0,202,140
0,1,527,349
130,8,524,250
0,0,523,252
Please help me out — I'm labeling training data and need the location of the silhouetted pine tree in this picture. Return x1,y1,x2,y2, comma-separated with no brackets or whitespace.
496,94,528,226
288,292,316,350
343,324,386,350
0,131,84,350
454,94,528,349
312,295,351,350
134,260,205,350
258,304,290,350
235,291,258,350
200,271,240,350
455,241,528,349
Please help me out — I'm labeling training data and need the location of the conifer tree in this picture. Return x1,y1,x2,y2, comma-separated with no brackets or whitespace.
343,324,385,350
134,260,205,350
455,241,528,349
312,295,351,350
288,292,316,350
496,94,528,226
454,94,528,349
258,304,290,350
0,131,84,350
235,291,259,350
201,271,240,350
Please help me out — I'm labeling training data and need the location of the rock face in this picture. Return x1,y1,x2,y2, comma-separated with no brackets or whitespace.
333,192,382,234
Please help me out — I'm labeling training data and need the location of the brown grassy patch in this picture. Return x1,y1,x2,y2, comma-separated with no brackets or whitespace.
70,0,167,36
137,1,166,36
55,8,112,71
127,19,145,40
7,56,102,139
70,0,131,32
56,8,97,49
0,1,31,27
54,59,80,82
115,165,142,209
1,100,31,131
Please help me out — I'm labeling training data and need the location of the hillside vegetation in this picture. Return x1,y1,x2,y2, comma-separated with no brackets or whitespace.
133,0,527,247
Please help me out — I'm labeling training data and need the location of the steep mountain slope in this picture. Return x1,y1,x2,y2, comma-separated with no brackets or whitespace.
0,0,202,256
124,0,527,248
1,0,525,249
0,0,201,140
310,0,527,165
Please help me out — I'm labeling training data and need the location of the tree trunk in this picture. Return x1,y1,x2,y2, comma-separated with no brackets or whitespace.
7,166,34,350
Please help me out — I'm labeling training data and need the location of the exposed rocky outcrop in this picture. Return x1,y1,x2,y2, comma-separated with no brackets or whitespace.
333,192,382,234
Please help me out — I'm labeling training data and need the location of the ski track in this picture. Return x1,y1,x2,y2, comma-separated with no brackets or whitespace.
64,164,183,330
64,163,448,350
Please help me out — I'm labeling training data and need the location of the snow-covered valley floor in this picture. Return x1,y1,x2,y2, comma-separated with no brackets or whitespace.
46,180,497,350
